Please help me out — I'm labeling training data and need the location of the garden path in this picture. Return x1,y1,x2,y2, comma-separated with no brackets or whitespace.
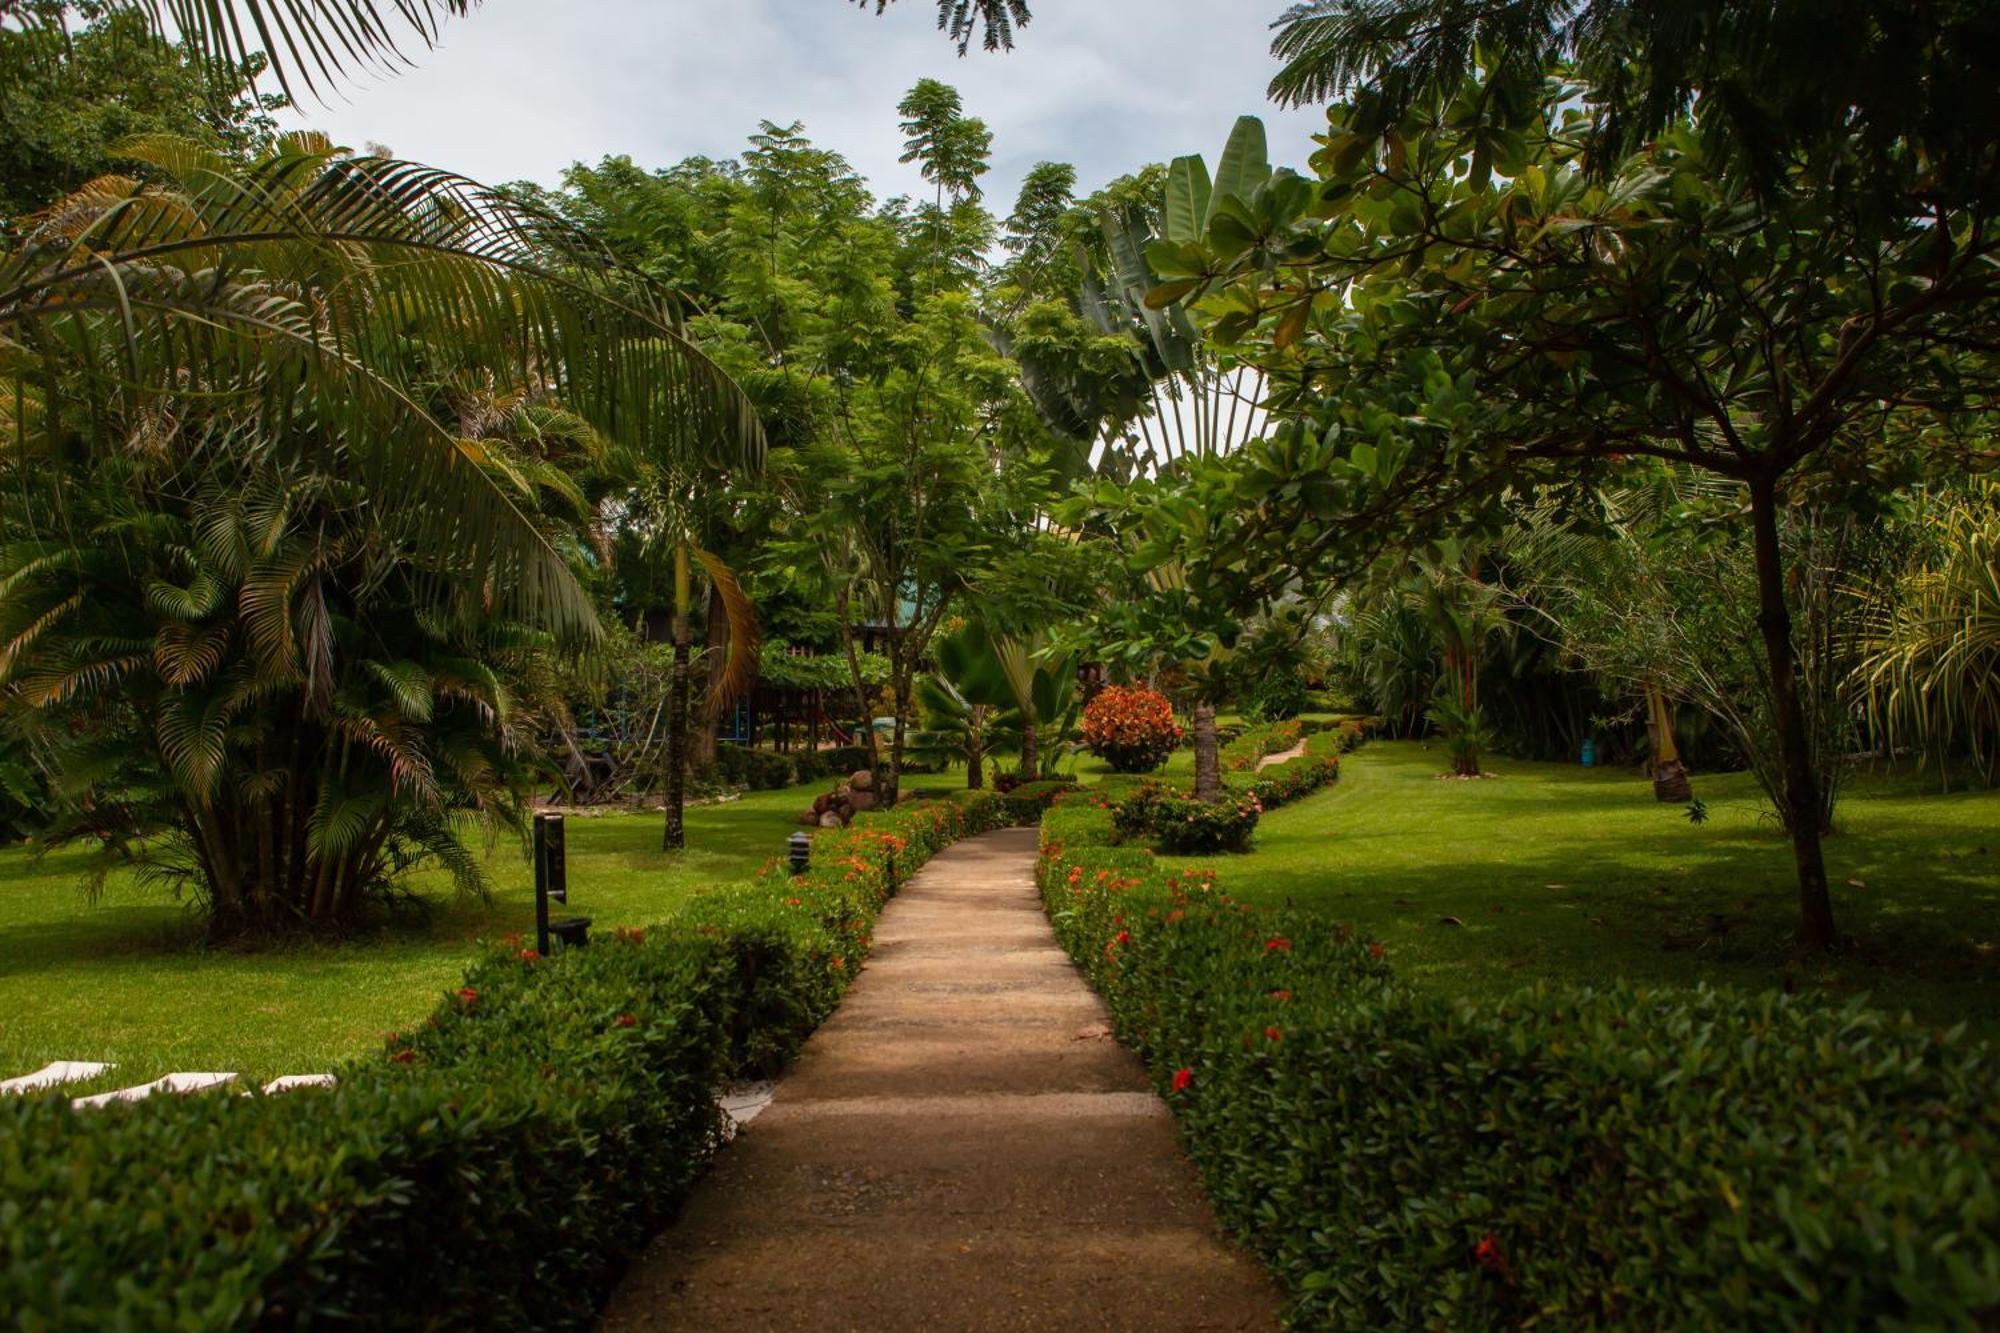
1255,739,1309,770
599,827,1278,1332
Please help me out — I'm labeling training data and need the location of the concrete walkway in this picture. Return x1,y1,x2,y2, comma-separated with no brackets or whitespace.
600,827,1279,1332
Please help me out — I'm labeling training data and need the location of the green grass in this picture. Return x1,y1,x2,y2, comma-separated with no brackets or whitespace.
0,787,814,1090
1158,740,2000,1036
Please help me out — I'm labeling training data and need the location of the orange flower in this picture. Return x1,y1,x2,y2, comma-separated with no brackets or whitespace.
615,1012,638,1029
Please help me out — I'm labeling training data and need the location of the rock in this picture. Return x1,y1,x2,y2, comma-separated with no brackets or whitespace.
812,793,833,814
818,811,844,829
848,790,877,813
799,809,821,826
849,769,875,792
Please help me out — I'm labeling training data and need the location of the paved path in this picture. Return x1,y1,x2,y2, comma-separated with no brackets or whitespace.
600,827,1279,1332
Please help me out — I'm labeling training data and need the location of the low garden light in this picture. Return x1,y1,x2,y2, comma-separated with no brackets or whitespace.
788,831,811,876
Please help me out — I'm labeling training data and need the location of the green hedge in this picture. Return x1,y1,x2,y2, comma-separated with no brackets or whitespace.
1,791,1009,1330
999,778,1077,825
1036,801,2000,1329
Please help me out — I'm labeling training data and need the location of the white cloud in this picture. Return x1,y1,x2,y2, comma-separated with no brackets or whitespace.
279,0,1327,210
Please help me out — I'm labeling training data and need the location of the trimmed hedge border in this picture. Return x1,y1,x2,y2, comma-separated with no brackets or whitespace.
1000,777,1079,826
1,791,1009,1330
1036,799,2000,1328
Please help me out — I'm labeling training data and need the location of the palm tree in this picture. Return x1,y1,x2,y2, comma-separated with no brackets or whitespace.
621,471,761,852
1856,487,2000,787
0,135,761,933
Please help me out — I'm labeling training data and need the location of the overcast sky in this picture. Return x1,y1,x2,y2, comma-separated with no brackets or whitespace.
279,0,1326,211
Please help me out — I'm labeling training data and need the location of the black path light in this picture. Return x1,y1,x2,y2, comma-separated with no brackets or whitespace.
534,813,592,955
788,831,811,876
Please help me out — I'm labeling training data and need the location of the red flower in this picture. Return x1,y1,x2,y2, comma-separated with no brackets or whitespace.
1114,930,1131,947
391,1049,416,1065
1265,1026,1283,1042
1474,1233,1511,1278
1265,936,1292,953
1170,1067,1194,1093
517,948,540,962
457,987,478,1006
1369,942,1387,960
615,1012,637,1029
1270,989,1293,1002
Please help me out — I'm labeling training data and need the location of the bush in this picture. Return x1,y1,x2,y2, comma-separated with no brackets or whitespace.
1111,783,1261,854
1081,685,1183,773
0,791,1010,1330
1000,778,1077,825
792,745,873,784
712,743,798,790
1241,670,1311,723
1037,804,2000,1329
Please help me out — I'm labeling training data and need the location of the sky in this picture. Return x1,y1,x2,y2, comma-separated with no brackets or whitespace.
278,0,1328,212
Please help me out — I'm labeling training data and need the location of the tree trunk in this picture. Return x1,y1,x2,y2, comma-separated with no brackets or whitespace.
1748,477,1836,949
836,584,880,773
1192,702,1222,802
663,547,692,853
1648,684,1693,802
967,704,986,790
1019,714,1038,780
692,586,728,769
882,674,910,808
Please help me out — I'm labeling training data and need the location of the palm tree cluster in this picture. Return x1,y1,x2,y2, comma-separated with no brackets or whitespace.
0,133,759,934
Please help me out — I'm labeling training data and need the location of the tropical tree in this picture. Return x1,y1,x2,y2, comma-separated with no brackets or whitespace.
0,2,285,225
1856,486,2000,786
2,0,475,100
619,470,761,852
859,0,1029,53
1150,70,2000,946
0,135,760,933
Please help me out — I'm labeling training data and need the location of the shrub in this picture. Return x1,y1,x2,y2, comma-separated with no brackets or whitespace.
1242,669,1312,723
0,792,1010,1330
1111,783,1261,854
1081,685,1183,773
792,745,873,783
712,744,798,791
1037,804,2000,1329
1000,778,1077,825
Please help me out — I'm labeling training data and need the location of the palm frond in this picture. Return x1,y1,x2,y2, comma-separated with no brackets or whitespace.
2,140,765,643
5,1,478,102
692,546,762,719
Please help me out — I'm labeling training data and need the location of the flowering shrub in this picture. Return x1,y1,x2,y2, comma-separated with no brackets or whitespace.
1037,801,2000,1328
1,791,1009,1330
1080,684,1183,773
1112,782,1261,854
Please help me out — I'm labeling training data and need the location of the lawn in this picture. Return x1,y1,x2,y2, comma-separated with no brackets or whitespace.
1158,740,2000,1036
0,787,813,1092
